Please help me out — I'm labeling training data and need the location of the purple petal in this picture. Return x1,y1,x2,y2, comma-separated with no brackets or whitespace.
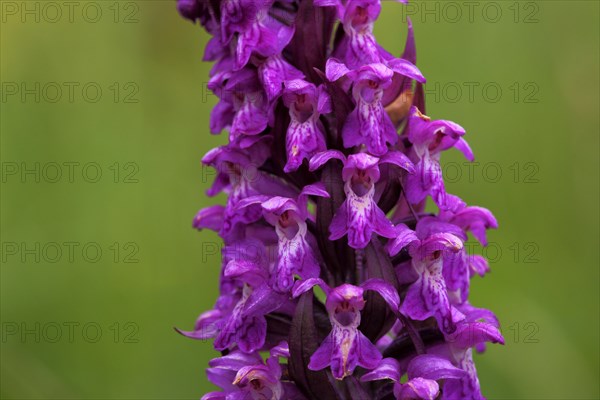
270,341,290,358
455,137,474,161
386,223,418,256
372,205,398,240
317,85,332,114
193,205,225,231
297,183,330,216
407,354,467,381
224,259,268,287
469,255,490,277
329,200,349,241
175,309,222,340
308,332,335,371
243,284,286,317
415,216,468,241
356,330,383,370
388,57,426,83
395,378,439,400
412,232,463,260
381,151,415,173
442,349,485,400
447,321,505,349
300,183,330,199
309,150,346,171
360,357,401,382
450,206,498,246
292,278,329,298
325,58,351,81
361,278,401,313
234,195,270,212
401,17,416,64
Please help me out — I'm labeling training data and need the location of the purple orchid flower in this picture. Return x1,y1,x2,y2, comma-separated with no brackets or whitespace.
326,60,425,156
292,278,400,379
434,310,504,400
403,106,474,211
310,150,414,248
202,142,297,237
281,79,331,172
219,0,295,70
259,55,304,103
208,67,270,141
387,218,464,334
237,184,330,292
179,240,286,353
317,0,407,69
178,0,503,397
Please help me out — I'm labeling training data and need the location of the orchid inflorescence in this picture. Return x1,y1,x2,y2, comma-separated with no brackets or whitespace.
177,0,504,398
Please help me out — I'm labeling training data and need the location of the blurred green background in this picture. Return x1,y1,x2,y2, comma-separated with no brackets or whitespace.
0,0,598,399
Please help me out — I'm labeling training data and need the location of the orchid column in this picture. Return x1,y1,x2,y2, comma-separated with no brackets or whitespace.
177,0,503,398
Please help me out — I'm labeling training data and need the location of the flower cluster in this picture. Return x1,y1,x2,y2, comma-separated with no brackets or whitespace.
177,0,503,398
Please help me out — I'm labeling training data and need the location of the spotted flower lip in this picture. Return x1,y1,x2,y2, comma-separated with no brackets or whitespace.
178,0,503,397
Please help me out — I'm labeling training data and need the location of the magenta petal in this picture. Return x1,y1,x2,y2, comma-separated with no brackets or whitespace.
329,200,349,241
325,58,351,81
243,284,285,317
388,57,426,84
201,392,226,400
224,260,268,287
176,309,222,340
447,321,505,349
381,151,415,173
395,377,439,400
412,232,463,260
317,85,332,114
360,357,401,382
308,332,335,371
300,183,330,201
292,278,329,298
407,354,467,381
455,137,474,161
270,341,290,358
309,150,346,171
356,330,383,370
469,255,490,277
442,349,485,400
342,99,397,156
401,257,456,334
386,224,419,256
400,273,434,321
372,205,398,239
361,278,400,312
450,206,498,246
193,205,225,231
